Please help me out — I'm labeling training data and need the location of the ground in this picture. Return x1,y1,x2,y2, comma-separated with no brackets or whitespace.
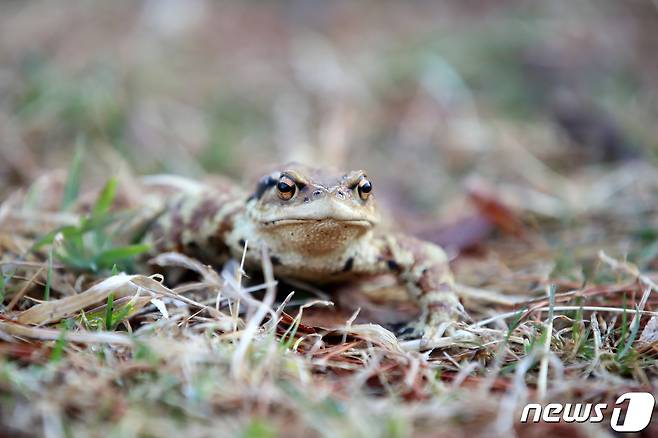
1,1,657,437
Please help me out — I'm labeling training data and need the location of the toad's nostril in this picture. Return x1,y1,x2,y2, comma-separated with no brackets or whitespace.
313,190,322,197
336,190,345,200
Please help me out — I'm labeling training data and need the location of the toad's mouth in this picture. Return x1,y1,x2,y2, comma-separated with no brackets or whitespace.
261,218,375,228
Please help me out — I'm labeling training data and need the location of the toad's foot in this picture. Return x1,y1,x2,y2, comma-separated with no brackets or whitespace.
400,290,470,343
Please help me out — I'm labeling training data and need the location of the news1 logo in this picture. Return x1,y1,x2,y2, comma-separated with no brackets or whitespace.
520,392,655,432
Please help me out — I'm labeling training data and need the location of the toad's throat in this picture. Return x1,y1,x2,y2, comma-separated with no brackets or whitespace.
257,218,372,255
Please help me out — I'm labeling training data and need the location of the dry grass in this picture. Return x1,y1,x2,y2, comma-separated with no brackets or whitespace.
1,1,658,437
1,163,658,437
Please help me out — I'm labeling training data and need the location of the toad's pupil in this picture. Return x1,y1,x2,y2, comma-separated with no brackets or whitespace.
360,181,372,193
278,181,294,192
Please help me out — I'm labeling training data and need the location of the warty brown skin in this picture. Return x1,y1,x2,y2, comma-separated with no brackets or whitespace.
142,163,464,337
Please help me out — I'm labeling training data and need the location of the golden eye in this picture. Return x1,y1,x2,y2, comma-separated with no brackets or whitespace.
277,176,296,200
357,178,372,201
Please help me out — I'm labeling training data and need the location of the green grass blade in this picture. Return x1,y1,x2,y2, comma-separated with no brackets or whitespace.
54,250,93,271
30,225,78,252
547,284,556,322
110,302,134,331
619,295,628,344
91,177,118,250
50,329,68,363
92,177,118,218
93,243,151,269
61,144,84,210
617,305,642,361
105,293,114,331
505,309,525,341
280,314,303,350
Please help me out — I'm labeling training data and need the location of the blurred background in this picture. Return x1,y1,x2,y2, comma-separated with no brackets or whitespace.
1,0,656,225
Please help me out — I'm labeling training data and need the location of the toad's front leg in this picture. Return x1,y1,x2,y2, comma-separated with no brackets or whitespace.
364,234,466,339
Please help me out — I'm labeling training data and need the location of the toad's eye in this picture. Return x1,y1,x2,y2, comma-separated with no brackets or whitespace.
277,176,296,200
357,178,372,201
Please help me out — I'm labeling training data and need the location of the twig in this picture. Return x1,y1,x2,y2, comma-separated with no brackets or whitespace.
6,266,44,311
473,306,658,328
231,247,277,378
0,321,132,345
537,285,555,400
599,250,658,293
